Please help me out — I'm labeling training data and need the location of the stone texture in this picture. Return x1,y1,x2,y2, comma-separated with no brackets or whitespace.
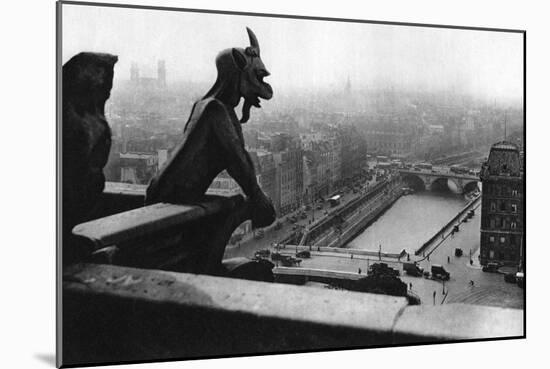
393,303,524,341
62,263,524,366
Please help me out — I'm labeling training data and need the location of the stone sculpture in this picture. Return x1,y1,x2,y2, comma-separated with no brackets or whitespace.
62,52,118,263
146,28,276,229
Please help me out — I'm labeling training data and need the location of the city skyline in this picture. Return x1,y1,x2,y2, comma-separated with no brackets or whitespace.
62,4,523,105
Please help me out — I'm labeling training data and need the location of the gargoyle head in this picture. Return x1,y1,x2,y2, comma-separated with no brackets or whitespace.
210,27,272,123
233,28,273,107
63,52,118,113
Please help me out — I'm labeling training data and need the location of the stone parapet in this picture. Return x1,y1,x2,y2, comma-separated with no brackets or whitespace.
62,263,524,367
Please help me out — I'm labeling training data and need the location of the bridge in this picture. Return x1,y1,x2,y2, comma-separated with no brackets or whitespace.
398,168,479,194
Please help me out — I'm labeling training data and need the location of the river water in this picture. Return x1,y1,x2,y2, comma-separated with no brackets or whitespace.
347,190,468,253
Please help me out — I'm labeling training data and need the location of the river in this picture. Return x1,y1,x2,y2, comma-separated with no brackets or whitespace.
347,190,468,253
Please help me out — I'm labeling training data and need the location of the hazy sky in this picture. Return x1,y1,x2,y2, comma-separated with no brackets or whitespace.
62,4,523,102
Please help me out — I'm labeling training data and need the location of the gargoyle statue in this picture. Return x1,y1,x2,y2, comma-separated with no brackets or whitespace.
146,28,276,229
62,52,118,262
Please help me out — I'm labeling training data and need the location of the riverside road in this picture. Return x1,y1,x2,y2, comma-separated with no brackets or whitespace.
225,188,523,309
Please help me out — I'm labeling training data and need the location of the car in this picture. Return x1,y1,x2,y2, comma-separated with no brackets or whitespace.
403,262,423,277
431,264,450,281
504,273,517,283
368,263,400,277
516,272,525,288
296,250,311,258
482,262,500,273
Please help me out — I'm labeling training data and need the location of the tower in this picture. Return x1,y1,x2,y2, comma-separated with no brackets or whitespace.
157,60,166,88
479,141,524,269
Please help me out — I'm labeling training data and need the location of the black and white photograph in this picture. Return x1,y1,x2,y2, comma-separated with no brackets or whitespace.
48,0,530,367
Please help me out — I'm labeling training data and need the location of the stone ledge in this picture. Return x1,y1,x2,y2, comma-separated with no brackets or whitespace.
64,263,407,333
62,263,408,365
61,263,524,367
393,303,524,342
72,194,243,251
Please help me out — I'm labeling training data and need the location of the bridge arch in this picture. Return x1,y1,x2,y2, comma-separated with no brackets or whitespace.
401,174,426,191
429,177,463,194
463,180,480,194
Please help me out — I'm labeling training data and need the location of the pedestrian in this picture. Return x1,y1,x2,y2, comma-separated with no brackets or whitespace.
433,290,436,305
409,282,412,290
351,253,353,259
470,259,473,266
358,268,362,274
447,256,450,263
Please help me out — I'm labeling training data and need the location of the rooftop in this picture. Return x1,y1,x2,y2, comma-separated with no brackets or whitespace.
491,140,519,152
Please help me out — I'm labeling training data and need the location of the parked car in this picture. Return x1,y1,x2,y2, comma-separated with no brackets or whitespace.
516,272,524,288
368,263,400,277
255,249,270,258
280,257,302,267
431,264,450,280
296,250,311,258
403,262,424,277
482,262,500,273
504,272,517,283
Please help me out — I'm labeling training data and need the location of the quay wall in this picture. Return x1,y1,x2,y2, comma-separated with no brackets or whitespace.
415,194,481,256
304,177,402,247
328,189,404,249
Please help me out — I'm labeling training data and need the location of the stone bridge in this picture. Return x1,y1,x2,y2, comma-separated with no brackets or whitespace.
398,168,480,194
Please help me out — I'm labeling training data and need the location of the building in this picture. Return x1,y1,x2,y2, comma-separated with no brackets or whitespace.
338,125,367,186
479,141,524,268
364,120,412,157
206,171,244,197
249,150,278,213
206,171,252,236
271,134,304,216
301,132,344,203
119,152,159,185
130,60,167,89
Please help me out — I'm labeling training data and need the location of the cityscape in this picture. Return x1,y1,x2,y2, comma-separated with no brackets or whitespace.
104,60,524,284
59,4,525,367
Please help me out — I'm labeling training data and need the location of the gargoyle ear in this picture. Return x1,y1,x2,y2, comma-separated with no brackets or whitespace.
232,48,247,71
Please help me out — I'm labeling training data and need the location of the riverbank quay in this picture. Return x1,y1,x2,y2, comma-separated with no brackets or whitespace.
224,177,384,259
271,208,523,310
415,194,482,258
301,176,404,248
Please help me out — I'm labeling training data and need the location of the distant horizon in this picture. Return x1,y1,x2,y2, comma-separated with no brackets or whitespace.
63,4,524,107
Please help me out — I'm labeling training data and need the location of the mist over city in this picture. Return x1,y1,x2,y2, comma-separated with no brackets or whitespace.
60,3,525,365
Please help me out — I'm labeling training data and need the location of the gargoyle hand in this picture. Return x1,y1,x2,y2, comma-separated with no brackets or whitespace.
250,189,276,229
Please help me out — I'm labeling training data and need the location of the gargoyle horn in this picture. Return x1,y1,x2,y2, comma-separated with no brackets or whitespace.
246,27,260,55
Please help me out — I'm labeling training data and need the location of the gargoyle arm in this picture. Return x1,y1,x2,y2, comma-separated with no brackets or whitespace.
207,101,262,199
